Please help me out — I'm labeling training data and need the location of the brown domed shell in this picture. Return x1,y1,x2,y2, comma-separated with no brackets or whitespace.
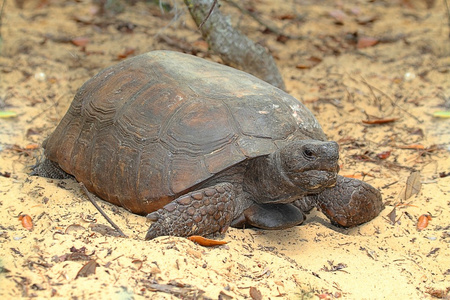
44,51,325,214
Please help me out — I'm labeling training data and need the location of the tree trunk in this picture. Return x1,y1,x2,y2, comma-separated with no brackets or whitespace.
184,0,286,90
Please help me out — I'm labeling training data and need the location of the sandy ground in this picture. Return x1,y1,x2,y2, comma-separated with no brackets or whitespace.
0,0,449,299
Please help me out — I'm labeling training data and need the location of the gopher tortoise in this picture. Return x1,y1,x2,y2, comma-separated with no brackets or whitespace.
33,50,383,240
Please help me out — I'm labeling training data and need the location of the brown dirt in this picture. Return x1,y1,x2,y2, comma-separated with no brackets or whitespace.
0,0,449,299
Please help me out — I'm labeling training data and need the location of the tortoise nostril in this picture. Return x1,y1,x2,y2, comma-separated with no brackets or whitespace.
321,142,339,161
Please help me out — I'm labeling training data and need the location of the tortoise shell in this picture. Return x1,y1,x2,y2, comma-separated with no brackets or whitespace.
43,50,326,214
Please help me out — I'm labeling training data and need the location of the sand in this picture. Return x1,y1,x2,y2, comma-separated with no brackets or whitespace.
0,0,449,299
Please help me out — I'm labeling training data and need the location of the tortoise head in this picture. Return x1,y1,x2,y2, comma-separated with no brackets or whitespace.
279,140,339,193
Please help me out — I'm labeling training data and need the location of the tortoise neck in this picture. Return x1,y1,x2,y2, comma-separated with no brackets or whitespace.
243,152,306,204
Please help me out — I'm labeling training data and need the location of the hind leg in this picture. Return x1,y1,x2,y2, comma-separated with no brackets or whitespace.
31,158,72,179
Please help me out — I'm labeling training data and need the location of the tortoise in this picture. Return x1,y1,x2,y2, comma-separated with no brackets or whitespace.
33,50,384,240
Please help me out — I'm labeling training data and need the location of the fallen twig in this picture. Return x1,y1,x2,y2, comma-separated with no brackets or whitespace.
157,35,204,54
198,0,217,29
80,183,127,238
360,77,423,124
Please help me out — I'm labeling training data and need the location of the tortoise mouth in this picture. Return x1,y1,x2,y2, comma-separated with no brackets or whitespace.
297,170,337,193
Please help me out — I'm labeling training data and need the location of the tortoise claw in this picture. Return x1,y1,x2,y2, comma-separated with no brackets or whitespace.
146,212,159,222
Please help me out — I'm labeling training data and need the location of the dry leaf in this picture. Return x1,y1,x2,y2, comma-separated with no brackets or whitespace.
357,36,379,49
417,214,431,231
76,260,97,279
376,150,391,159
366,249,378,260
89,223,122,237
362,118,398,124
71,37,89,47
356,15,378,25
274,280,284,287
18,214,33,230
249,286,262,300
277,14,296,20
387,207,397,224
342,173,363,179
403,171,421,200
146,283,198,296
425,287,450,298
24,143,39,150
295,56,322,69
65,224,86,234
188,235,227,247
398,144,425,150
117,47,136,59
131,259,143,270
329,9,347,24
73,14,94,25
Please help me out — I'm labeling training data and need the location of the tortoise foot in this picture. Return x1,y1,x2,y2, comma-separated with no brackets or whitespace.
145,183,235,240
30,158,72,179
315,175,384,227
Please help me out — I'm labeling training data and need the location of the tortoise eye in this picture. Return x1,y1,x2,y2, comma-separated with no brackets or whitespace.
303,148,316,160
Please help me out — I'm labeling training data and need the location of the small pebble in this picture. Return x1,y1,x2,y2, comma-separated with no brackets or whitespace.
34,72,47,82
404,71,416,81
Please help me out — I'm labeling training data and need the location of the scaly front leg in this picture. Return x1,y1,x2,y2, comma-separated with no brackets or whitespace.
145,183,235,240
